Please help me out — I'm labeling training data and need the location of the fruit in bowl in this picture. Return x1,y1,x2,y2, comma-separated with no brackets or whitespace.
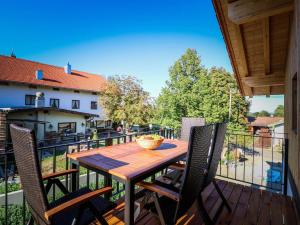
136,134,164,150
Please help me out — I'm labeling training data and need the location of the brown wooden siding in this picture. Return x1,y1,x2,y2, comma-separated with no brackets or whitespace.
285,0,300,211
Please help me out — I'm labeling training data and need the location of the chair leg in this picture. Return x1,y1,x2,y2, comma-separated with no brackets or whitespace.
88,202,109,225
71,204,85,225
26,216,34,225
212,180,231,212
170,171,183,185
197,195,214,225
153,193,167,225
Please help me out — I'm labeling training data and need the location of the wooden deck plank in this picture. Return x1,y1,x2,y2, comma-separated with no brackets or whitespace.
282,195,298,225
270,193,284,225
208,181,232,222
216,183,244,225
101,180,299,225
230,185,252,225
257,190,272,225
244,187,262,225
214,181,236,224
204,180,228,218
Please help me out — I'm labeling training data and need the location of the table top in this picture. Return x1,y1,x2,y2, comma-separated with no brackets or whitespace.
67,139,188,181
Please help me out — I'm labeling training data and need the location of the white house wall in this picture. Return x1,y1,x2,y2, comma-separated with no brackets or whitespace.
272,124,285,147
0,83,105,117
8,111,87,140
37,111,87,139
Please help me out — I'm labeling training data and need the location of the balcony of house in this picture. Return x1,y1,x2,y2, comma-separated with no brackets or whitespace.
0,126,297,225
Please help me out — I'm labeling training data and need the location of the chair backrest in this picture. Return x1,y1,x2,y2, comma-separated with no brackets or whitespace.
205,123,227,187
180,117,205,142
175,124,216,219
10,124,49,224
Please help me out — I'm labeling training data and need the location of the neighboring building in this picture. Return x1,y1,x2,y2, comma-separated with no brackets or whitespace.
248,117,284,135
0,55,111,148
248,116,284,148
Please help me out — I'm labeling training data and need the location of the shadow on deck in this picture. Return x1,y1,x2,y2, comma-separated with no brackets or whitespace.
102,179,298,225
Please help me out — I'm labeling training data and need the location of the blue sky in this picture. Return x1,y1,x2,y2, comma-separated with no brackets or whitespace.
0,0,283,113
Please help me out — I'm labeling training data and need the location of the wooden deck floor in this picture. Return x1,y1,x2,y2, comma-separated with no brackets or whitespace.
102,179,299,225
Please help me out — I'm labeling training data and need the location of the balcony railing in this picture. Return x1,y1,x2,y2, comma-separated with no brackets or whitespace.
0,129,174,224
217,130,288,194
0,128,288,224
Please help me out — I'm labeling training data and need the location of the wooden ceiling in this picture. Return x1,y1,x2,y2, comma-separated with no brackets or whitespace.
213,0,294,96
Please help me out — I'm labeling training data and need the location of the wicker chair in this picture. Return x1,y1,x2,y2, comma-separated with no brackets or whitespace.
162,117,205,184
138,124,230,225
179,117,205,142
10,124,116,225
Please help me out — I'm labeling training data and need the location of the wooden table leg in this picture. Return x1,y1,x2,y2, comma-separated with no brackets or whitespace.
125,181,135,225
104,174,112,200
70,160,79,192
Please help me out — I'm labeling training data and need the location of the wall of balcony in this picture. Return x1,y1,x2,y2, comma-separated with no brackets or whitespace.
284,0,300,210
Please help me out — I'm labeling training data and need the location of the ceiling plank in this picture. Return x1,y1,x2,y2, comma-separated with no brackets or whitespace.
242,73,285,87
228,0,293,24
263,17,270,74
263,17,271,96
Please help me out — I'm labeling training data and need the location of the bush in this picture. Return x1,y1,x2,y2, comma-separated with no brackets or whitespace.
0,182,21,194
0,205,31,225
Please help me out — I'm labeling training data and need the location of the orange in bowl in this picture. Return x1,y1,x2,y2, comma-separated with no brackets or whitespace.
136,135,164,150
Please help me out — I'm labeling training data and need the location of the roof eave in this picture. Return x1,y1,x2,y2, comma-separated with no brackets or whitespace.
0,80,103,94
1,107,99,118
212,0,245,96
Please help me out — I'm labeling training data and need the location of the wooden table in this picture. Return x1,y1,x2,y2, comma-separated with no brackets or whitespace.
67,139,188,225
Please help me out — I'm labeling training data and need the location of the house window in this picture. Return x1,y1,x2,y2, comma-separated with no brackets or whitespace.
25,95,36,105
87,121,95,128
91,101,97,110
50,98,60,108
292,73,297,133
96,120,105,128
105,120,112,127
72,100,80,109
58,122,76,134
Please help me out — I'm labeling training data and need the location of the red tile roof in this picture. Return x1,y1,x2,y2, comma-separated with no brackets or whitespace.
249,117,284,127
0,55,106,92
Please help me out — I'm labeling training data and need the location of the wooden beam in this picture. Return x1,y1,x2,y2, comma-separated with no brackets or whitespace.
242,73,285,87
232,24,253,96
228,0,294,24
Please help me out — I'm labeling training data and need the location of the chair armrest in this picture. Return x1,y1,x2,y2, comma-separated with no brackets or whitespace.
44,186,113,221
169,162,185,171
42,169,79,180
137,181,180,202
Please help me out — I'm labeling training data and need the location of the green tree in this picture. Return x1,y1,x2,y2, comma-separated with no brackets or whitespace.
274,105,284,117
257,110,271,117
100,75,154,127
154,49,249,130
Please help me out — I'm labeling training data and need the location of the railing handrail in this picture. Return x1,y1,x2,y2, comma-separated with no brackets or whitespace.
0,128,288,224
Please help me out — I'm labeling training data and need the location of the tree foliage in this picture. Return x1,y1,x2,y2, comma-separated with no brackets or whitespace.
154,49,249,130
100,75,154,127
256,110,271,117
274,105,284,117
